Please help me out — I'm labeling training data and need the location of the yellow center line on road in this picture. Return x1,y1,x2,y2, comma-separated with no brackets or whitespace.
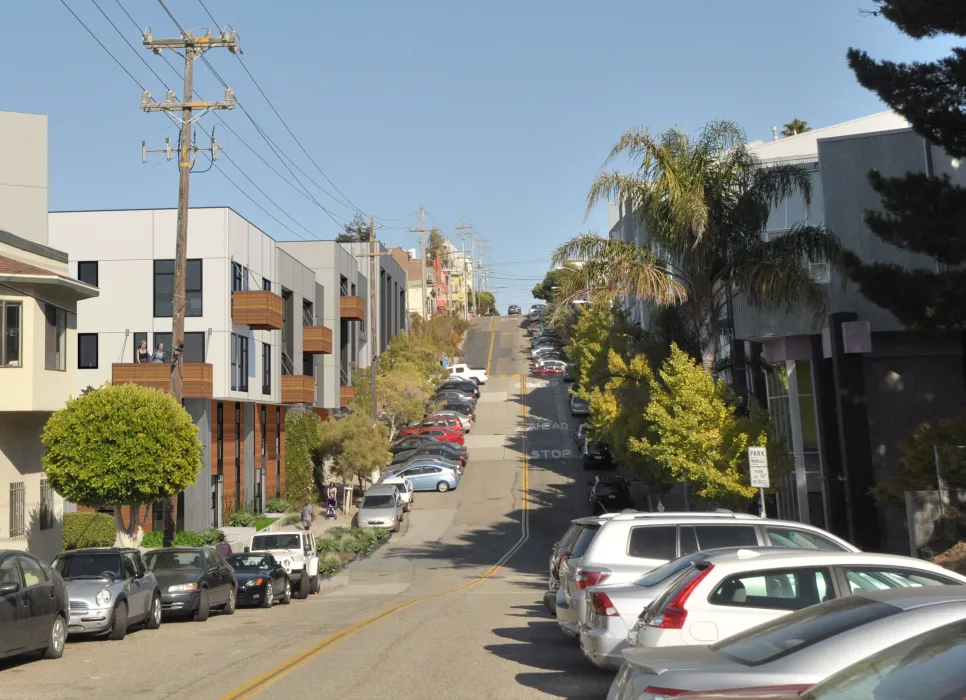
485,315,497,376
218,373,530,700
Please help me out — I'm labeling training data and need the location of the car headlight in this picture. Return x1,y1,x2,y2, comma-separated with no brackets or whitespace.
245,578,265,588
168,583,199,593
281,559,291,568
95,589,111,606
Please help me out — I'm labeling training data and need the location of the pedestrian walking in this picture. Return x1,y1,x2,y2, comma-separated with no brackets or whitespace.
215,533,232,557
300,501,314,530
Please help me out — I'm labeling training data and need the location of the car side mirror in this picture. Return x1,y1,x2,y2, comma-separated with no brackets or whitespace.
208,565,219,573
0,581,20,596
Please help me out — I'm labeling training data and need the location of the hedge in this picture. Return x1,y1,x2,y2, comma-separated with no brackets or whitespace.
141,528,223,549
63,512,116,550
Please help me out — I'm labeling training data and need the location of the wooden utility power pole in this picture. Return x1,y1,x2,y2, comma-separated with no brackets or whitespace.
456,215,475,320
142,27,237,546
409,208,432,320
368,218,377,421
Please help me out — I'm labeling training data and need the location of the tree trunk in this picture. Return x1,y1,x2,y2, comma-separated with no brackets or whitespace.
114,504,145,548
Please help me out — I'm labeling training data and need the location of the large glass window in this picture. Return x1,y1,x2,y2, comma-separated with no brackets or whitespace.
231,261,248,292
231,334,238,391
184,332,206,363
45,304,67,370
231,333,248,391
627,525,677,560
133,332,148,362
1,301,22,367
262,342,271,394
78,333,98,369
154,259,202,317
709,568,833,611
77,261,98,287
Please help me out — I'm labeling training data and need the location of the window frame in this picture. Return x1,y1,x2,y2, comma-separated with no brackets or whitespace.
185,259,203,317
626,524,678,561
154,259,202,318
77,261,98,287
133,332,148,362
239,335,249,391
184,332,206,363
1,300,23,368
78,333,98,369
707,566,836,612
262,341,271,394
45,304,67,371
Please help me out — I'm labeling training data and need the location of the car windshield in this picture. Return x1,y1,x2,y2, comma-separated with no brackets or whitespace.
363,495,395,508
569,523,601,559
251,534,301,550
803,618,966,700
226,555,272,573
636,552,710,588
144,551,203,572
712,595,900,667
54,552,123,580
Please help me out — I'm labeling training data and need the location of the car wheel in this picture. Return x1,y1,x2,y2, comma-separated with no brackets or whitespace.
108,601,128,641
297,572,310,599
436,481,450,493
222,586,236,615
44,614,67,659
261,583,274,608
310,575,321,594
193,589,210,622
471,378,480,385
145,594,162,629
281,579,292,605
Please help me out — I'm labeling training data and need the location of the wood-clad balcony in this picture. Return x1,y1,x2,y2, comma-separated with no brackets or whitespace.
281,374,315,404
339,295,365,322
112,363,213,399
340,385,357,407
232,290,284,330
303,325,333,354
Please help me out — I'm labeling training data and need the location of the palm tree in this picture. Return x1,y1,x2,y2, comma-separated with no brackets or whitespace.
782,118,810,136
552,121,842,373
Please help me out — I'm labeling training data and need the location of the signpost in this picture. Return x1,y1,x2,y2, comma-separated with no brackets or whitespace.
748,446,769,519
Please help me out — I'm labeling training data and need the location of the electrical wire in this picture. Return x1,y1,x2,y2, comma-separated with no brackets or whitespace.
89,0,171,90
59,0,147,91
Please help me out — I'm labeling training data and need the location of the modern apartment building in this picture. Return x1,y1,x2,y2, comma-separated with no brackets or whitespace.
0,112,99,561
48,207,383,532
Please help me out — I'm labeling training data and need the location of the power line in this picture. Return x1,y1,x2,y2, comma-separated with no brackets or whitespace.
59,0,146,90
89,0,171,90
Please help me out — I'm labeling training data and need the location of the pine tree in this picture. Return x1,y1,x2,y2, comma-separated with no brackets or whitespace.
845,1,966,329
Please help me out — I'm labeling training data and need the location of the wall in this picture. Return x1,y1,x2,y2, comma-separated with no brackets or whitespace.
182,399,212,532
0,412,63,562
0,112,48,247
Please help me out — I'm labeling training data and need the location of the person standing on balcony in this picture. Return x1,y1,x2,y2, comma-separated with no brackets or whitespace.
152,343,166,363
137,339,151,363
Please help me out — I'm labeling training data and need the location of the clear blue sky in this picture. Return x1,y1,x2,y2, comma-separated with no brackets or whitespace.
1,1,955,308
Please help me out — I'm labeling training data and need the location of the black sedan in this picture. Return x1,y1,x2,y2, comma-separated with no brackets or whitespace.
0,550,68,661
142,547,237,622
432,389,478,406
434,399,476,421
390,435,444,455
390,444,468,466
439,378,480,398
226,553,291,608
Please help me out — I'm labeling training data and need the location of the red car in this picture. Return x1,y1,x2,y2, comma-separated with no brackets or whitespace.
533,360,566,377
405,426,465,446
400,416,465,438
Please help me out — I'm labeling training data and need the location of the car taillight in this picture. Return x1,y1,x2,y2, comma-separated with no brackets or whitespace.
556,552,567,566
646,565,714,629
591,592,618,617
575,568,611,590
639,687,687,699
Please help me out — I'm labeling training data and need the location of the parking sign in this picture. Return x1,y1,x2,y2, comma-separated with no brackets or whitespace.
748,446,770,488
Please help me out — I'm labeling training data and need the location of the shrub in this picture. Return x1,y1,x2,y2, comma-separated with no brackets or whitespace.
315,527,384,555
281,513,302,526
372,527,390,541
228,511,257,527
171,530,204,547
265,497,293,513
199,529,223,545
63,512,117,550
140,531,163,548
318,552,344,576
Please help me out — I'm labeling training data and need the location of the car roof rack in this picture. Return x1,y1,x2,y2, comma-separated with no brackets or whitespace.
611,510,760,521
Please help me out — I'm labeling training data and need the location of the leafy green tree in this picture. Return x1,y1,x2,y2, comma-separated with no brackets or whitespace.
781,118,811,136
566,304,639,392
531,267,577,303
328,412,392,487
41,384,202,546
631,345,780,509
845,3,966,329
427,229,450,265
336,213,370,243
553,120,842,372
284,409,323,506
470,291,497,314
352,361,435,441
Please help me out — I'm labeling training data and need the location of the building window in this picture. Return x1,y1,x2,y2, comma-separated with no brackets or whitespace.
40,479,55,531
260,405,267,458
235,402,241,507
231,334,249,392
262,277,272,292
154,332,172,360
232,261,248,292
154,259,202,317
216,402,224,475
9,482,25,538
184,332,206,363
262,342,271,394
231,335,238,391
133,332,147,362
78,333,98,369
77,261,98,287
1,301,22,368
45,304,67,371
275,406,281,497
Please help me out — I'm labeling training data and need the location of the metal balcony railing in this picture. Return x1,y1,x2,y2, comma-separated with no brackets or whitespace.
282,351,295,376
302,306,315,327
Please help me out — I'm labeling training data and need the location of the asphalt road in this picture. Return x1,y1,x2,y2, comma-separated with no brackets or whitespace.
0,316,612,700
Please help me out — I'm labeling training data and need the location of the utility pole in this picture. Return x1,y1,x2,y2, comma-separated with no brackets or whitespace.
408,208,432,320
142,26,237,546
456,215,475,320
367,218,377,421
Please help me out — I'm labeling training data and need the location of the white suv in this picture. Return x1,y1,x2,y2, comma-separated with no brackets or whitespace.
249,530,320,599
557,511,857,638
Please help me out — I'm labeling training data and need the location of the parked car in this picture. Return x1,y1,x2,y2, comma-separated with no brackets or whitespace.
358,484,405,531
557,511,857,640
433,410,472,433
142,547,237,621
390,443,468,466
381,462,460,492
432,389,478,406
574,423,588,445
53,547,162,641
435,399,477,421
404,426,464,446
579,438,614,469
380,477,415,512
508,305,521,315
399,453,464,476
608,588,966,699
447,364,488,384
248,530,319,599
226,553,291,608
400,415,465,438
533,360,567,377
571,394,590,417
589,475,632,515
0,549,69,661
440,378,480,398
390,434,448,454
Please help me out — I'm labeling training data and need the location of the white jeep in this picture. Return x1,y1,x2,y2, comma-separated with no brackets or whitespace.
447,364,488,384
249,530,319,599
